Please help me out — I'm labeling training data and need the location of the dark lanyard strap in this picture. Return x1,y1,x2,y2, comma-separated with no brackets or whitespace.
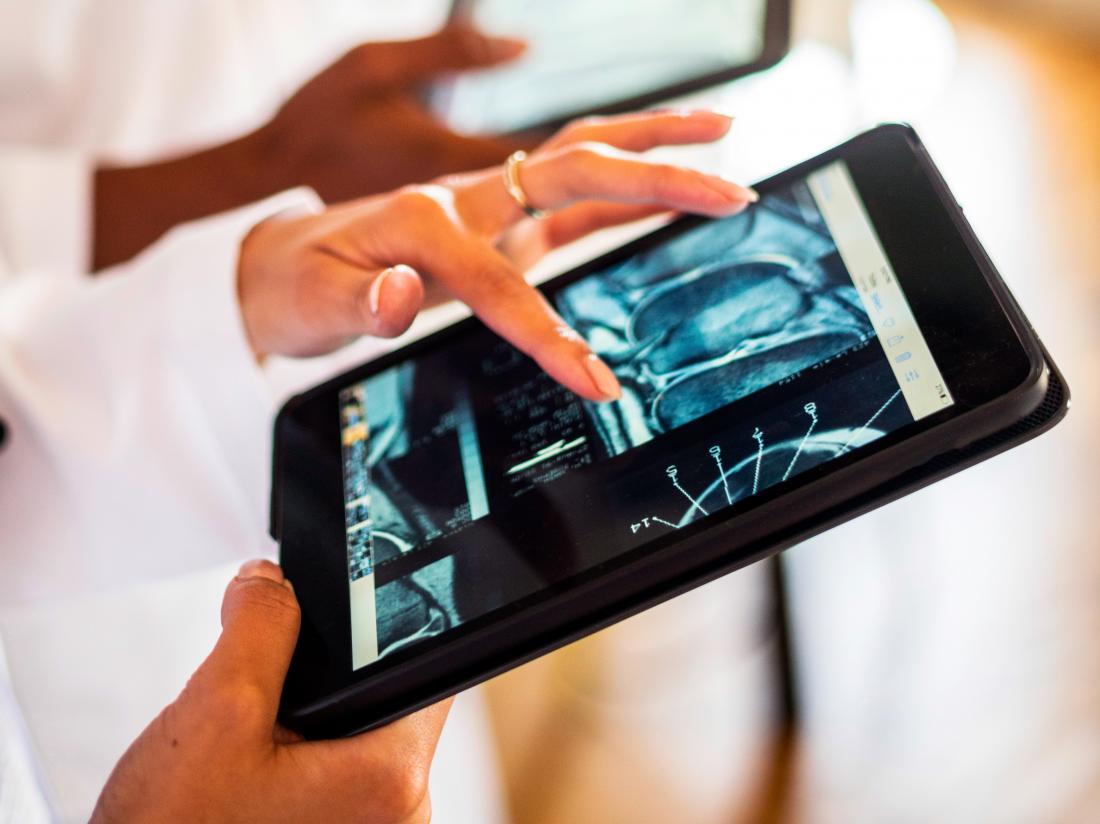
0,416,6,449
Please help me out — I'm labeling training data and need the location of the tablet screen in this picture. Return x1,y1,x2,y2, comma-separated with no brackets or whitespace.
438,0,770,133
339,160,954,670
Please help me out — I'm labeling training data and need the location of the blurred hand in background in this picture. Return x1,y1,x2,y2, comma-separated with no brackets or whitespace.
254,25,530,202
93,25,527,270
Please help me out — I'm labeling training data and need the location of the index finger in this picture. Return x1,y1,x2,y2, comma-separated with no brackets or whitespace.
403,220,621,403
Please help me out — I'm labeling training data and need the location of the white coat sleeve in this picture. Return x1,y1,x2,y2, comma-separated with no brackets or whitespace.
0,146,91,278
0,189,323,605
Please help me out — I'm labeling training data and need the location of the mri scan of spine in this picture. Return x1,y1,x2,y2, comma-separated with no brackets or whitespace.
555,182,875,458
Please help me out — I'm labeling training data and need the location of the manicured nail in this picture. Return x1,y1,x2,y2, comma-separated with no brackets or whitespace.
368,268,393,316
705,177,759,204
692,109,735,124
487,36,526,60
237,559,284,585
652,107,730,119
584,354,622,401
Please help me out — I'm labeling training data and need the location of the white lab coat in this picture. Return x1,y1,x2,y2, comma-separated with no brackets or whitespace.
0,175,333,824
0,2,513,822
0,191,317,604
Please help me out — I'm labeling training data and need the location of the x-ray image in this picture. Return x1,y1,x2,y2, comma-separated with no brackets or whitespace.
356,364,480,560
346,361,488,659
373,555,460,659
555,181,875,458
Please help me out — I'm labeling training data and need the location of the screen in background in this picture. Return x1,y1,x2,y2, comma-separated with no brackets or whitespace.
436,0,769,134
340,160,953,670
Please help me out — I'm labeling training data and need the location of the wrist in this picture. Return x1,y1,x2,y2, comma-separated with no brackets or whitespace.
234,124,293,200
241,118,317,201
213,128,287,209
237,213,280,363
236,201,324,362
92,130,291,270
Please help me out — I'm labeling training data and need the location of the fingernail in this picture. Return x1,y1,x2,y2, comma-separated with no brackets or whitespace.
488,36,526,60
368,268,393,316
650,108,730,124
584,354,622,401
706,177,759,204
690,108,735,124
237,559,284,585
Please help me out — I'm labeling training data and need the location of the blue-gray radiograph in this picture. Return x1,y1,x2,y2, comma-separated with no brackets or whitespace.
373,555,459,659
555,181,875,457
344,363,471,658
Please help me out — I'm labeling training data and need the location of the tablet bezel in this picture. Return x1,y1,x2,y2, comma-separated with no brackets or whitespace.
438,0,792,134
273,124,1047,735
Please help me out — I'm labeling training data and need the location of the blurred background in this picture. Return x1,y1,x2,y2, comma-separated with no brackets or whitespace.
1,0,1097,822
473,1,1100,821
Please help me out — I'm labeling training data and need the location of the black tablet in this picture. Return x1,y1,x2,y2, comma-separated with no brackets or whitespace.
272,124,1068,738
432,0,791,134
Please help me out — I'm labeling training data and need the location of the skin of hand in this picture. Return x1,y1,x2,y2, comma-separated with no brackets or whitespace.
91,560,452,824
237,109,758,403
92,26,528,270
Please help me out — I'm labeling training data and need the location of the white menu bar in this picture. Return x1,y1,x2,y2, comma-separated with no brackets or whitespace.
808,161,953,421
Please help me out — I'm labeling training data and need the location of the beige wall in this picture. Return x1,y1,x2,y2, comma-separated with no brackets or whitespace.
959,0,1100,39
795,0,1100,56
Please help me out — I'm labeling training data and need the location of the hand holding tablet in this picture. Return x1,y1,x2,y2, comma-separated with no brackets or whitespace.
91,561,449,823
238,109,756,401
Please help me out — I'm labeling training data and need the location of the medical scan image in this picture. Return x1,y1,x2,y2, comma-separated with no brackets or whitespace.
342,366,476,659
341,163,953,669
556,182,875,455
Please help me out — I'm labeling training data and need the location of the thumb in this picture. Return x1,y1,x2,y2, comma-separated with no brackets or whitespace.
319,261,424,346
192,560,301,729
351,25,526,91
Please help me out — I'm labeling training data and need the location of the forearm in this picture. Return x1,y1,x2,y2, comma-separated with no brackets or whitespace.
92,129,287,270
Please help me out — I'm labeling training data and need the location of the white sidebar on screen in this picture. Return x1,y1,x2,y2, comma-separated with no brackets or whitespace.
809,160,954,421
350,574,379,671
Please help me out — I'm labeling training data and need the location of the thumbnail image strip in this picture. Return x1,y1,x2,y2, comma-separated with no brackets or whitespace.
341,382,380,668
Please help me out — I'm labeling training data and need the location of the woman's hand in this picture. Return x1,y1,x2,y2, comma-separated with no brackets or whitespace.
238,109,757,402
